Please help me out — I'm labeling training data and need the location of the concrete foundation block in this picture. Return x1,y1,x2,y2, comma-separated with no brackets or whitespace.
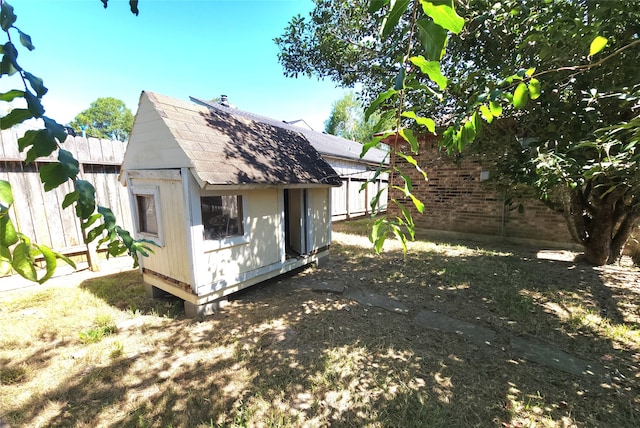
184,298,228,318
145,283,171,299
315,254,330,268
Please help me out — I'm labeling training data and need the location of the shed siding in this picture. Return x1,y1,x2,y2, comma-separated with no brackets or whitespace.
197,188,282,288
325,157,389,220
122,96,192,171
131,176,191,284
308,187,331,250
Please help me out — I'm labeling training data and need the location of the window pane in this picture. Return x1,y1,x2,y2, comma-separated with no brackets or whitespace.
202,195,243,240
136,194,158,235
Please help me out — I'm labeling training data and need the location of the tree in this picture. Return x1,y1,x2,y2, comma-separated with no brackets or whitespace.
324,92,393,142
0,0,150,283
70,97,134,141
276,0,640,265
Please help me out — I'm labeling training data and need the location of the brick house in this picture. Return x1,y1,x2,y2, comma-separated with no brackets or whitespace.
385,134,575,245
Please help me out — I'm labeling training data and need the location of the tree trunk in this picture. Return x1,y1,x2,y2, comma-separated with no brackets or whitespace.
574,187,639,265
582,217,615,265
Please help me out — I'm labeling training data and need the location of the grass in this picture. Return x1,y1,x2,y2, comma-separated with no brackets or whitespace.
0,218,639,427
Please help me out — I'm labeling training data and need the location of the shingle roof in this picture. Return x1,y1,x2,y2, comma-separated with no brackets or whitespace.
189,96,389,165
131,92,341,187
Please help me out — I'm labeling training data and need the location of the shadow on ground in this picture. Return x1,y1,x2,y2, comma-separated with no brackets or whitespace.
3,232,639,427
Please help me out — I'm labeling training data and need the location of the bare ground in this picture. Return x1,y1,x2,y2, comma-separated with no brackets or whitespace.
1,221,639,427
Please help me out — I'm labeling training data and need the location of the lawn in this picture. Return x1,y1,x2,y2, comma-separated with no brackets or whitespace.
1,219,639,427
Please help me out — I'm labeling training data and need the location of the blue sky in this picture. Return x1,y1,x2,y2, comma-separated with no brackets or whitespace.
1,0,349,132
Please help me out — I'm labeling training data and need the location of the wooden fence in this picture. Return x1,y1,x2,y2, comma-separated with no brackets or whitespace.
0,129,133,261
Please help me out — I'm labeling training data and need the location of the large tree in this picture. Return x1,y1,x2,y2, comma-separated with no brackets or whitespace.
276,0,640,265
69,97,134,141
325,91,393,142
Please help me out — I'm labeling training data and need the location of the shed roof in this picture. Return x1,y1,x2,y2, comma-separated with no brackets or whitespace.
123,91,341,188
189,96,389,166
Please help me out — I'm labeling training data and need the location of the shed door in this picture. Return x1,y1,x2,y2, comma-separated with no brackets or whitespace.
284,189,306,257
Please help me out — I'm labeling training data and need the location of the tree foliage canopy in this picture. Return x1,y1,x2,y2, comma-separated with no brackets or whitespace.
70,97,134,141
324,92,393,142
276,0,640,265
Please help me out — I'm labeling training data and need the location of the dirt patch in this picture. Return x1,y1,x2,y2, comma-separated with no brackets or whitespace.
1,222,639,427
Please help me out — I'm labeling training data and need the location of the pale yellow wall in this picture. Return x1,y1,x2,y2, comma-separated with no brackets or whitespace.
197,188,282,287
308,187,331,250
130,176,191,284
122,94,192,172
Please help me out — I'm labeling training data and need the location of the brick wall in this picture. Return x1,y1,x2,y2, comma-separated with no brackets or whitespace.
387,137,574,244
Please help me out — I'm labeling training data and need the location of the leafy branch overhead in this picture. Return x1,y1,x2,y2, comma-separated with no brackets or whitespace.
277,0,640,265
0,0,152,282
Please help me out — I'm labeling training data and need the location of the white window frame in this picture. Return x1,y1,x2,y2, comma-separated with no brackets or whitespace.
200,192,250,252
131,185,164,246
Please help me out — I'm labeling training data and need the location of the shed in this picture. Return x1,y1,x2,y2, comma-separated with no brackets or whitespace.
121,91,342,317
190,97,390,220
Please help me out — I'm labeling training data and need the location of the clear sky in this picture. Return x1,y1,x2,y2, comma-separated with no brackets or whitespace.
0,0,349,132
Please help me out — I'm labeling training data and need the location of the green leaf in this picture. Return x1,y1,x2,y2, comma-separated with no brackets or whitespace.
0,1,17,31
365,88,397,120
74,180,96,220
39,151,79,191
129,0,139,15
381,0,410,38
58,149,80,177
396,152,428,180
489,101,502,117
528,78,541,100
82,213,102,230
33,244,57,284
420,0,464,34
86,224,105,243
1,108,33,130
409,193,425,213
24,72,48,98
369,0,391,13
0,246,11,275
43,117,68,143
17,29,35,51
589,35,608,56
361,134,388,158
21,129,57,163
12,242,37,282
24,91,45,118
393,67,406,90
389,223,408,254
399,128,419,152
62,191,79,209
479,105,493,123
98,206,118,234
409,56,447,90
401,111,435,133
39,163,67,192
513,82,529,109
0,180,13,209
416,18,448,61
0,89,25,102
0,42,21,74
0,215,18,246
369,217,388,254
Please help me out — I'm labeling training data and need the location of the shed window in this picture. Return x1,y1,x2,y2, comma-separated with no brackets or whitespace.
136,194,158,235
201,195,244,240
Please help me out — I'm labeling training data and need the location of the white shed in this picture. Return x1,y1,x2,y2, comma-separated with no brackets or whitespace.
121,92,342,317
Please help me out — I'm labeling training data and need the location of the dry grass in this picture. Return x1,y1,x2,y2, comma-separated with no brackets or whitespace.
0,219,639,427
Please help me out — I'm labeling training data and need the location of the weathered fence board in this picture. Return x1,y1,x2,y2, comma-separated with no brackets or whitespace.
0,130,133,263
